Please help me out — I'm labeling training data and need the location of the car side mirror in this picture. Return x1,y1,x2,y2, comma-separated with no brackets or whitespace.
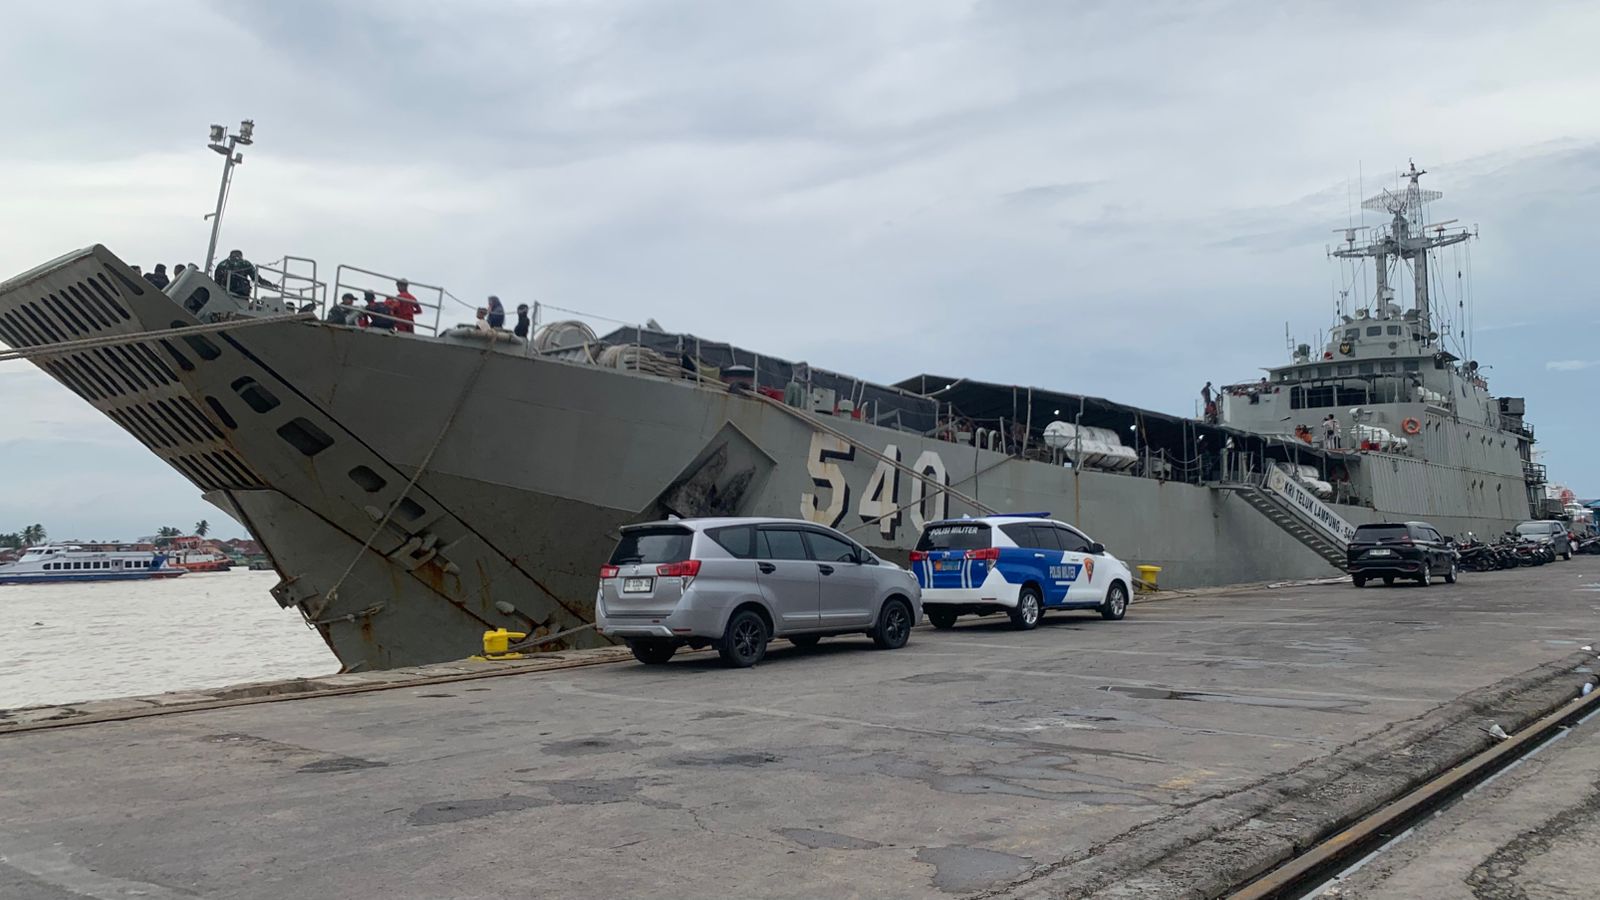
1088,542,1105,555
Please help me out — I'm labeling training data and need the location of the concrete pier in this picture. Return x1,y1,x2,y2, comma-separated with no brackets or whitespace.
2,561,1596,899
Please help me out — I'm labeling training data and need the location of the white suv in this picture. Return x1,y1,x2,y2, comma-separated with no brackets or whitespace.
910,515,1133,630
596,517,921,667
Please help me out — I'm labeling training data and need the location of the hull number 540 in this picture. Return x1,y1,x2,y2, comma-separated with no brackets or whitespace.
801,433,948,539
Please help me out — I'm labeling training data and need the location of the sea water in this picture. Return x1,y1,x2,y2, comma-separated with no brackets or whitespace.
0,570,337,709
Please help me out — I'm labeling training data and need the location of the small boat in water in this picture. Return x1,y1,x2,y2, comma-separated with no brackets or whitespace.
0,543,188,585
168,536,234,573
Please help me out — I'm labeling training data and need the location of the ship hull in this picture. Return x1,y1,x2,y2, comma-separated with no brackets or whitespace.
0,247,1533,670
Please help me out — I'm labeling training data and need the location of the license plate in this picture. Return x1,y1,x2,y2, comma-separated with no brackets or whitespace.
622,577,654,593
935,560,962,572
1368,548,1393,557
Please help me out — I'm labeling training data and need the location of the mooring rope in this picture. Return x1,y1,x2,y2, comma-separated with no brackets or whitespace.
309,336,502,619
0,312,317,364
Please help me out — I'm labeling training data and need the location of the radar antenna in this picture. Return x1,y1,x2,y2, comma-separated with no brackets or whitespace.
1332,160,1472,336
1360,160,1442,219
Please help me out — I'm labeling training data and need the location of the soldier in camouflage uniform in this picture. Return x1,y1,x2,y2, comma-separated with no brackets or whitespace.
213,249,272,300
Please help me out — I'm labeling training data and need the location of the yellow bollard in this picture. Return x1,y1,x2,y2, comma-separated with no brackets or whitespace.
1135,565,1162,593
479,627,528,660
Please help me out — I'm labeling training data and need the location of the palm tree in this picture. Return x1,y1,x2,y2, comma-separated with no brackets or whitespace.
0,533,20,549
21,524,45,547
154,525,181,547
194,519,210,538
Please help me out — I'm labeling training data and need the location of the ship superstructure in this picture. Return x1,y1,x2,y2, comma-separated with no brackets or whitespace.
1220,163,1538,524
0,163,1541,670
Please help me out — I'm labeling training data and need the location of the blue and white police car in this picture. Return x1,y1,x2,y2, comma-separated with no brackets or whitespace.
909,514,1133,630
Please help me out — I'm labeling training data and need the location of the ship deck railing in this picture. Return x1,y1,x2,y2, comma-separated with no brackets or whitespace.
250,254,490,337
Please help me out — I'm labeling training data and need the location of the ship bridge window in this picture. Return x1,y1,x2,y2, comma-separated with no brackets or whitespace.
1387,325,1402,335
1317,365,1332,377
1403,359,1421,372
1336,364,1353,376
1344,329,1359,340
1380,361,1397,373
1358,363,1375,375
1366,326,1382,337
1290,383,1372,409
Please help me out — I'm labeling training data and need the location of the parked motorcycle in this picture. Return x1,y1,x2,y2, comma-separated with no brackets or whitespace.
1489,535,1522,568
1512,534,1552,566
1456,534,1500,572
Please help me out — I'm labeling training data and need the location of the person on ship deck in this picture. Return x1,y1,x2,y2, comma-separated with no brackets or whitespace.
214,249,274,301
327,293,359,326
361,290,391,330
388,279,422,333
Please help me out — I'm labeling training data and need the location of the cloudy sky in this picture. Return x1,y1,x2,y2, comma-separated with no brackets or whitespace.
2,0,1598,540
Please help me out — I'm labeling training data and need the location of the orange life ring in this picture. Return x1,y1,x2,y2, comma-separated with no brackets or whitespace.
1401,417,1422,435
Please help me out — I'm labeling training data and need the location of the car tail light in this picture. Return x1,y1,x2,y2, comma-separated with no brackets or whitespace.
965,547,1000,561
909,550,927,562
599,565,619,578
656,560,701,577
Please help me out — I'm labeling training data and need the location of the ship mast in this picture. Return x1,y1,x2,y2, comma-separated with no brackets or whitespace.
1331,161,1471,340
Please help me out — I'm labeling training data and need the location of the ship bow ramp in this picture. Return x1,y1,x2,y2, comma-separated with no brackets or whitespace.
0,246,662,670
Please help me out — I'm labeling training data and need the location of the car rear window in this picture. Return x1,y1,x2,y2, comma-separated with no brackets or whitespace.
707,525,755,559
915,523,991,551
609,526,693,565
1515,522,1555,536
1354,524,1411,542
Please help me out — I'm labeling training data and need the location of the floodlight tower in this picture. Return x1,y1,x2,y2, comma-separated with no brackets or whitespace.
203,119,256,274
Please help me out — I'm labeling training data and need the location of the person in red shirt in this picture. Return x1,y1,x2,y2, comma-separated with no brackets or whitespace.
389,279,422,333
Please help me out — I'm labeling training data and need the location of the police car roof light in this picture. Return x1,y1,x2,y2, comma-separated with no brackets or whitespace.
989,512,1052,518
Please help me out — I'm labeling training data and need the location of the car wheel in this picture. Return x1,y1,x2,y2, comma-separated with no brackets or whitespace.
628,639,676,665
1352,575,1366,588
789,635,821,649
1444,561,1457,584
1417,562,1432,587
1382,576,1395,586
1099,582,1129,621
717,609,769,668
927,608,958,629
871,597,913,650
1010,587,1042,630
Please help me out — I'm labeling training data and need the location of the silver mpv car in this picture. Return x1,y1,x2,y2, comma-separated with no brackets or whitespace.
595,517,922,667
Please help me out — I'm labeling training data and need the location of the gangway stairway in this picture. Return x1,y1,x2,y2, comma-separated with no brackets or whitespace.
1216,475,1349,572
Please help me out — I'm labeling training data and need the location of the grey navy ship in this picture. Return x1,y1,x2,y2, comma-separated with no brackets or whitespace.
0,161,1543,671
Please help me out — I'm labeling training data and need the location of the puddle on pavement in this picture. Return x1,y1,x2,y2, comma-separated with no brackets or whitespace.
927,775,1153,805
902,672,989,685
917,846,1034,893
775,827,882,850
408,795,548,826
1099,684,1363,712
